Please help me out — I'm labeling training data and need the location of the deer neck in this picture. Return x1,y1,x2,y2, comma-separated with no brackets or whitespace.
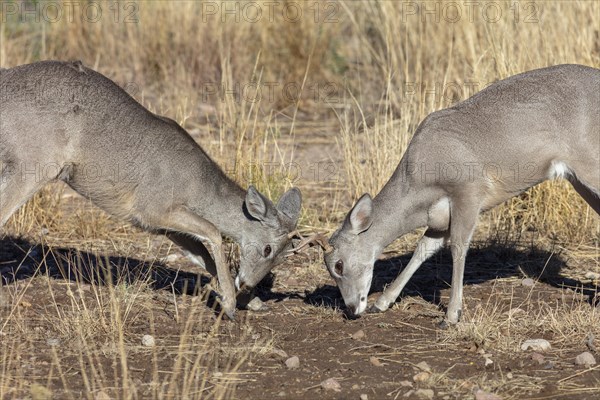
186,173,250,243
365,184,438,255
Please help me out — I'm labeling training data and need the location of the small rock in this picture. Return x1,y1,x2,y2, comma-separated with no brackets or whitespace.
285,356,300,369
271,348,288,359
521,278,535,287
321,377,341,392
369,356,383,367
46,338,60,347
415,361,431,372
246,297,269,311
484,357,493,366
277,391,286,397
360,395,369,400
585,272,600,280
575,351,597,366
29,384,52,399
521,339,551,352
530,352,545,365
474,389,502,400
414,388,434,400
506,372,513,379
399,380,413,388
413,371,431,383
141,334,155,347
351,329,366,340
95,391,111,400
352,384,360,390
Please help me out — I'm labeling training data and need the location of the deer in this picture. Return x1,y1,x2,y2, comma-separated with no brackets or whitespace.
303,64,599,326
0,60,303,320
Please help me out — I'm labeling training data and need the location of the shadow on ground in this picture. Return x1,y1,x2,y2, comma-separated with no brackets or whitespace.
0,236,227,307
2,235,596,317
0,235,307,316
304,234,598,313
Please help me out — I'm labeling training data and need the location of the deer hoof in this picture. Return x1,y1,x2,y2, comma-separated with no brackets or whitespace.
223,308,236,321
437,319,450,330
367,304,385,314
438,316,460,329
220,297,237,321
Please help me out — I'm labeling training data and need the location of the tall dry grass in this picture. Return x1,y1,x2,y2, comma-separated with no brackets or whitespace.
0,238,270,399
2,1,598,240
1,1,599,398
334,1,599,247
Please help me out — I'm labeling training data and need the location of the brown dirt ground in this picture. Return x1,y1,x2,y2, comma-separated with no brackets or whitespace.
1,231,599,400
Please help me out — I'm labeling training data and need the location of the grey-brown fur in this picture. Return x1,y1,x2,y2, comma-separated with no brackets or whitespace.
0,60,302,319
325,64,599,324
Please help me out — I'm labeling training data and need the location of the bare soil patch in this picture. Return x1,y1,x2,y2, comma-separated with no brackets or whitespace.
2,232,598,399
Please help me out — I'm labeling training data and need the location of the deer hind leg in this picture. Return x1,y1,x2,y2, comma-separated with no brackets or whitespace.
566,165,600,215
149,208,236,320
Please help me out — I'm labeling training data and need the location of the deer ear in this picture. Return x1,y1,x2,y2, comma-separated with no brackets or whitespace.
348,194,373,235
245,185,272,222
277,187,302,223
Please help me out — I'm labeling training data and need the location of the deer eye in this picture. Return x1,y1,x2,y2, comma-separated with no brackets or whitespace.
334,260,344,276
263,245,272,257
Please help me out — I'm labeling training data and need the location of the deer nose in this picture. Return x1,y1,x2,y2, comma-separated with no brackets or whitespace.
345,303,361,318
347,296,367,317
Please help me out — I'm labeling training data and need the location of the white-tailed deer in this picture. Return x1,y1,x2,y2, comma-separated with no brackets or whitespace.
320,64,599,325
0,60,303,319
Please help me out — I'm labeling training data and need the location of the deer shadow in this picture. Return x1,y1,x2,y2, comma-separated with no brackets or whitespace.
305,235,598,315
0,236,227,310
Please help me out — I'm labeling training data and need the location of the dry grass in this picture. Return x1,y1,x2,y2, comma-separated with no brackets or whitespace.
1,0,599,398
441,279,600,351
0,237,270,399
